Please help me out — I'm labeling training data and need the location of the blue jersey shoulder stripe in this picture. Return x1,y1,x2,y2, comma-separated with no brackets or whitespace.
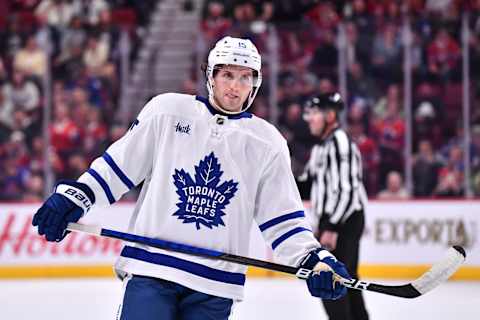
87,168,116,204
271,227,311,250
258,210,305,232
102,152,135,189
121,246,246,286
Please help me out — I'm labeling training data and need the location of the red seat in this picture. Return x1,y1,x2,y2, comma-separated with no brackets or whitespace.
17,10,38,32
443,82,463,117
111,9,137,31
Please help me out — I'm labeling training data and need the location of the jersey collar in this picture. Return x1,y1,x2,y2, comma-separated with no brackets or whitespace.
196,96,253,120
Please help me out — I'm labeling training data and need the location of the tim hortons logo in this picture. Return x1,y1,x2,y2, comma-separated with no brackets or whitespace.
372,218,477,248
0,213,123,257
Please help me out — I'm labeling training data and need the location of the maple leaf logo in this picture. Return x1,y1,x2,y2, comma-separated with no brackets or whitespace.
172,152,238,230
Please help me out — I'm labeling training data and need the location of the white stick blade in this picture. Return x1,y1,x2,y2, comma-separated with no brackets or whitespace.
412,246,466,295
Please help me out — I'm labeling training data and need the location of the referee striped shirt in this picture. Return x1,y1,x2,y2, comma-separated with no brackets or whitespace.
304,128,367,230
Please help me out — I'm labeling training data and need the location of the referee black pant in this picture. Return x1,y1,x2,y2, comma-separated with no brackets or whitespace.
319,210,369,320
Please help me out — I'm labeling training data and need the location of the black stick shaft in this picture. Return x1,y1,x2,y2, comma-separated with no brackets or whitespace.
67,223,464,299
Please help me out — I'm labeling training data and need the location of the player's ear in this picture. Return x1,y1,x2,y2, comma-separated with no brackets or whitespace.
326,110,336,122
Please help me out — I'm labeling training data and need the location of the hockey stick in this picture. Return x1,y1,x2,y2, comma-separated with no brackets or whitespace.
67,223,466,298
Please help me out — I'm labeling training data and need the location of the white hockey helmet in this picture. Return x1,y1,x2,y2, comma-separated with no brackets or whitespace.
206,36,262,114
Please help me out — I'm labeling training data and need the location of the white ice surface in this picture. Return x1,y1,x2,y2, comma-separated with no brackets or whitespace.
0,278,479,319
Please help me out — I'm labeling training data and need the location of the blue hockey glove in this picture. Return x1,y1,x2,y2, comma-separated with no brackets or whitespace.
299,248,351,300
32,181,95,242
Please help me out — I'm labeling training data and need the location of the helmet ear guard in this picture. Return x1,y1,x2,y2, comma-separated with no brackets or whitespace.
206,36,262,115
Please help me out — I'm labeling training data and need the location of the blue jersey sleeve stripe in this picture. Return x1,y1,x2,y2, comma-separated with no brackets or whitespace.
102,152,135,189
87,168,116,204
258,210,305,232
121,246,246,286
271,227,311,250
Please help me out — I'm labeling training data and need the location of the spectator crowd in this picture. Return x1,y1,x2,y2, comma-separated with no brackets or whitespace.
0,0,156,201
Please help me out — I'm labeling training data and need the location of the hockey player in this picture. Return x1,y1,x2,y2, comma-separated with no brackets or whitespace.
32,36,350,319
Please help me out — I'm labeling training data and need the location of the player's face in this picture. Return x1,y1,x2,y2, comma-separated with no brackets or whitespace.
304,108,327,137
212,65,254,113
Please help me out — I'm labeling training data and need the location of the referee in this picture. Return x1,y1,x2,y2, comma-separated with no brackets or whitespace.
299,92,369,320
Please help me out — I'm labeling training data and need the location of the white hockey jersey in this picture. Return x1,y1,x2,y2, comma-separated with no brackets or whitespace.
78,93,320,300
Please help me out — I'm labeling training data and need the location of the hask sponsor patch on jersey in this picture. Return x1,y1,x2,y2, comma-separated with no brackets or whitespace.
175,121,191,134
172,152,238,230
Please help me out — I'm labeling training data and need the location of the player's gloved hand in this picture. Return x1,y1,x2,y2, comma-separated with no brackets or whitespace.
32,181,95,242
300,248,350,300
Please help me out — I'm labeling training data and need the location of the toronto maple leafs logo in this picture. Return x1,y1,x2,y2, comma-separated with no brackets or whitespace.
172,152,238,230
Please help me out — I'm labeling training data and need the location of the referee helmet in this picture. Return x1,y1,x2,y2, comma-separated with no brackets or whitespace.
304,92,344,112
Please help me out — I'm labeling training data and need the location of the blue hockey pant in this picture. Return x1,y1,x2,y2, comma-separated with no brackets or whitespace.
118,275,235,320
